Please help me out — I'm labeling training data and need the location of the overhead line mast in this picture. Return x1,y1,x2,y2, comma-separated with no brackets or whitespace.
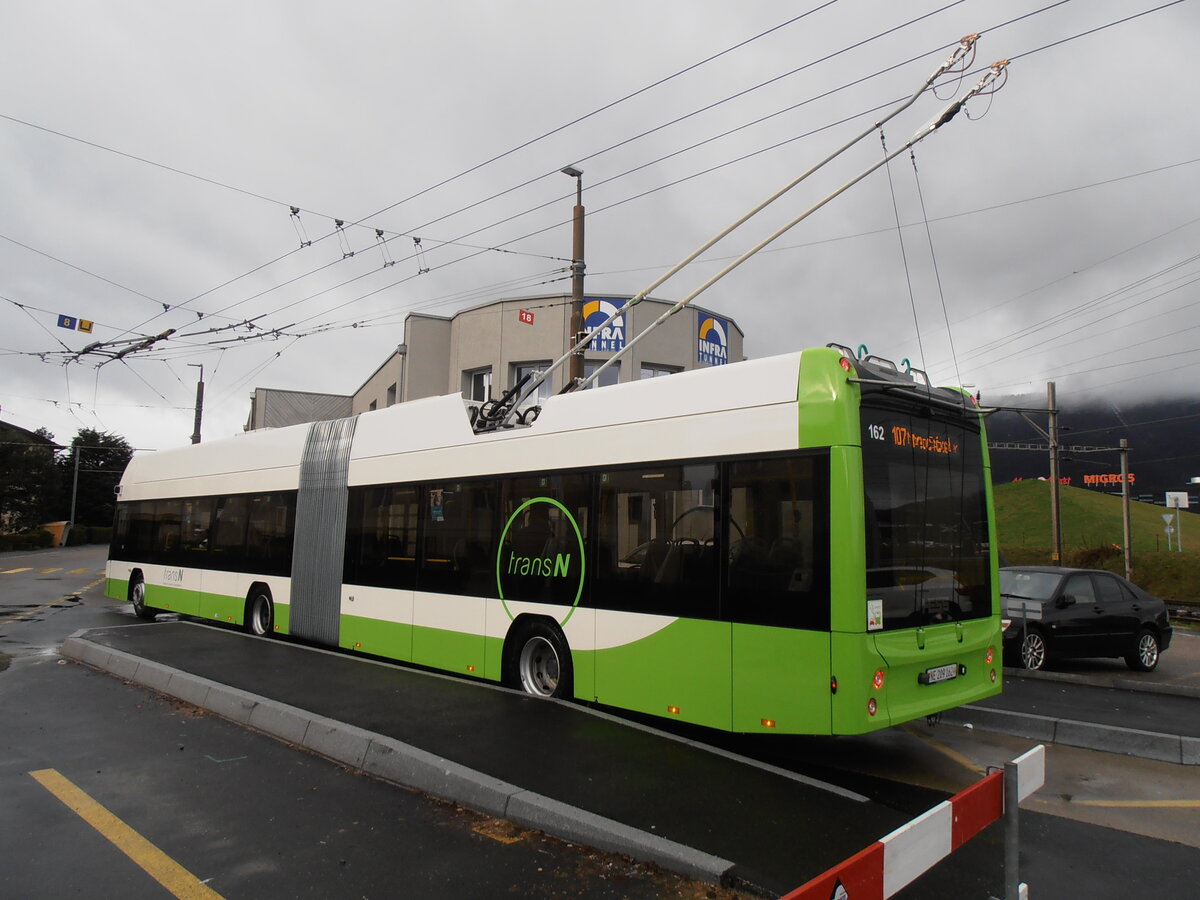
486,35,1009,431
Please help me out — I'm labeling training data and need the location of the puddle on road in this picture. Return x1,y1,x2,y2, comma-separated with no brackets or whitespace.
0,652,10,673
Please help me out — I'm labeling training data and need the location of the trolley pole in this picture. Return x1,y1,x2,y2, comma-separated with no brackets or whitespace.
1120,438,1133,580
1047,382,1062,563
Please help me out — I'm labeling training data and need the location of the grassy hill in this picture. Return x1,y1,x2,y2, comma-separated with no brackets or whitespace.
994,479,1199,605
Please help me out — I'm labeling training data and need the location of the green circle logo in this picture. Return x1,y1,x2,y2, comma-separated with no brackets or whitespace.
496,497,586,626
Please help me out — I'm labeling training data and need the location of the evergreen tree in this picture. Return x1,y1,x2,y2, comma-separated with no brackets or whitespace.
60,429,133,528
0,426,61,531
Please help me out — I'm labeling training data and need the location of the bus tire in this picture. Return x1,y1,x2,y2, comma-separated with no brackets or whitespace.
511,620,573,700
129,573,156,621
244,586,274,637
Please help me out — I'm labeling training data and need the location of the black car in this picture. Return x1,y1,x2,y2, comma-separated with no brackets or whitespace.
1000,566,1173,672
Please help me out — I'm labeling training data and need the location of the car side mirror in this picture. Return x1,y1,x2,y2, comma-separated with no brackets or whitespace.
1056,594,1076,609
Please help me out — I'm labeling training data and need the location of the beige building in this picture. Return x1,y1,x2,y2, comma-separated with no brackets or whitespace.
247,293,744,430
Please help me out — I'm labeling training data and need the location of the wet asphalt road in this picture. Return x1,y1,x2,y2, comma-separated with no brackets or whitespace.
3,544,1198,898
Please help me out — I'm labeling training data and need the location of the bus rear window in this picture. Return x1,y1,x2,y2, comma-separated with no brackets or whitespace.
860,405,991,631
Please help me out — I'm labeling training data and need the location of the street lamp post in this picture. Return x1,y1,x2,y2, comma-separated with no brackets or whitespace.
188,363,205,444
561,166,585,386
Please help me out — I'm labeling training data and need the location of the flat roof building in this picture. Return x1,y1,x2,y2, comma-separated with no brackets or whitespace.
246,293,743,430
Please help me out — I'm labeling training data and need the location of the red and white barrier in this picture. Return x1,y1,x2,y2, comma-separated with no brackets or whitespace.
782,745,1045,900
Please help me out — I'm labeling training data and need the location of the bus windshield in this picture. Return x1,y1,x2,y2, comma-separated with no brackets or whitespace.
861,402,991,631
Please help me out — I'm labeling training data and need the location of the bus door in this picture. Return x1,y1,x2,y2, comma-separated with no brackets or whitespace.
726,455,830,733
151,497,202,616
593,464,732,730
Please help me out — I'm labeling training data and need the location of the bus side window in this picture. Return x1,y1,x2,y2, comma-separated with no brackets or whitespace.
498,473,590,607
596,464,718,619
346,484,418,589
180,497,213,562
725,455,826,630
210,495,249,569
244,492,296,577
420,481,495,597
154,498,182,564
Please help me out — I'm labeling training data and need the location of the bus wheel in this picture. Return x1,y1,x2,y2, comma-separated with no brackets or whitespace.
244,588,274,637
515,621,573,700
129,575,156,621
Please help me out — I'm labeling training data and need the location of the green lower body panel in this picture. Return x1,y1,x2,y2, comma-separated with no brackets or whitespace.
588,619,733,731
732,624,831,733
411,623,485,677
144,582,201,616
106,578,128,603
199,591,246,626
340,613,413,663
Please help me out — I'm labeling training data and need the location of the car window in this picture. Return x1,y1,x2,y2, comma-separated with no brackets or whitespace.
1093,575,1125,605
999,570,1060,601
1061,574,1096,605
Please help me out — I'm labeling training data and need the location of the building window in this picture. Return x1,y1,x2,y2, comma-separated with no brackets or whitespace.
584,361,620,389
512,361,551,404
368,400,378,411
640,364,679,380
386,383,397,406
463,367,492,402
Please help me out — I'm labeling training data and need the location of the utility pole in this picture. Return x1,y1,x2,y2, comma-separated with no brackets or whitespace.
68,449,81,542
1120,438,1132,580
188,363,205,444
1047,382,1062,563
561,166,586,386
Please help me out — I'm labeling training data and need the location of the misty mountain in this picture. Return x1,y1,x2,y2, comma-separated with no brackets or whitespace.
983,394,1198,506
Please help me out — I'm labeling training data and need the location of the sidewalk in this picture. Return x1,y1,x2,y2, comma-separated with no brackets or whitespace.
941,632,1200,765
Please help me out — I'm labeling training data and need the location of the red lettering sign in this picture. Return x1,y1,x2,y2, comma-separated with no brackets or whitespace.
1082,473,1136,486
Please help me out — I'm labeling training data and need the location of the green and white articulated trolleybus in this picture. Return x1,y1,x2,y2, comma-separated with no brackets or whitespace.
106,343,1001,735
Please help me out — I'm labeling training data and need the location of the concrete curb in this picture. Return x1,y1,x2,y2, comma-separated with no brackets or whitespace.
1003,667,1200,700
60,636,736,886
941,703,1200,766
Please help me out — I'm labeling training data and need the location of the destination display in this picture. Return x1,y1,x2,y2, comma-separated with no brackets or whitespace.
864,420,961,457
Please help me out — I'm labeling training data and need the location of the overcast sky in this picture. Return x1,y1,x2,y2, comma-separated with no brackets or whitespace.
2,0,1196,451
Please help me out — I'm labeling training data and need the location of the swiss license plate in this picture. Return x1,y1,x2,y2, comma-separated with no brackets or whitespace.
921,663,959,685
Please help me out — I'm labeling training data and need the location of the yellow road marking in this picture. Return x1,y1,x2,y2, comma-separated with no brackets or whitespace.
0,576,107,625
901,723,986,775
1073,799,1200,808
69,568,91,574
472,821,524,844
29,769,225,899
2,567,32,574
39,568,62,574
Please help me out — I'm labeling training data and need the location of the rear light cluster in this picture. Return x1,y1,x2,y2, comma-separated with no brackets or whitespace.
867,668,886,716
987,645,997,683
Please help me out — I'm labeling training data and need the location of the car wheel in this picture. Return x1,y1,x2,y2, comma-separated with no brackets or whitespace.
514,621,573,699
244,588,274,637
1020,628,1048,671
130,576,156,621
1125,628,1160,672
